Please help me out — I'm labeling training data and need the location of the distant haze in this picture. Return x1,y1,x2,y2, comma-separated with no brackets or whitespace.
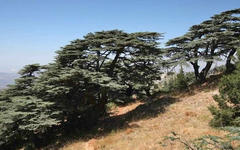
0,0,239,73
0,72,19,90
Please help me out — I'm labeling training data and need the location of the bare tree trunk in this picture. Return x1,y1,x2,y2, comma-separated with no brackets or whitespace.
199,61,213,83
191,61,200,81
108,51,121,76
126,85,133,96
98,88,108,114
226,49,236,73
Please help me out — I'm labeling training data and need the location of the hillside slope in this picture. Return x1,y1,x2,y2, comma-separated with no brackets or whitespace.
61,86,225,150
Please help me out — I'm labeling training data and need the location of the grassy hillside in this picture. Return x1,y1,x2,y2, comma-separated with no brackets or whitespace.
52,82,226,150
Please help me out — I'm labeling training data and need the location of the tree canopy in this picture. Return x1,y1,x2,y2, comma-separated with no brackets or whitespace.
0,30,163,149
0,8,240,149
166,8,240,82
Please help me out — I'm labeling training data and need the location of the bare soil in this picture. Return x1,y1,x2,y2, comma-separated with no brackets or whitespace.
61,86,225,150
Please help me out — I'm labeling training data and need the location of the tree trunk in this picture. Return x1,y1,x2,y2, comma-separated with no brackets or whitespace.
145,88,151,97
191,62,200,81
108,50,121,76
199,61,213,83
226,49,236,73
96,51,100,71
98,88,108,114
126,85,133,96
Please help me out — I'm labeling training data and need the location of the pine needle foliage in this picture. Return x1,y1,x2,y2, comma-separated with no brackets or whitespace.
209,50,240,127
0,30,164,149
162,127,240,150
162,68,189,93
0,96,60,149
166,8,240,82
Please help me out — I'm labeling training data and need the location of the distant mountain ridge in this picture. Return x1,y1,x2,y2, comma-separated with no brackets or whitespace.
0,72,19,90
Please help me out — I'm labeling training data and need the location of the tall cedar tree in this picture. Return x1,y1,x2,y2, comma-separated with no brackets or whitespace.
166,8,240,82
0,30,163,149
0,64,61,149
33,30,163,140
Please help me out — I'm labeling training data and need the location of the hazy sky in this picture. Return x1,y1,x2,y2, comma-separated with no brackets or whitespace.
0,0,239,73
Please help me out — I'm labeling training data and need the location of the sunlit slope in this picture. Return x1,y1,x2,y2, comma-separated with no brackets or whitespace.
62,87,224,150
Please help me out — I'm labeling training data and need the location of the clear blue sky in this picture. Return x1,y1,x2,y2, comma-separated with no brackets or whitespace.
0,0,239,73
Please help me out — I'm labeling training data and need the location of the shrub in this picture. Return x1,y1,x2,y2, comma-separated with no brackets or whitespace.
162,127,240,150
175,67,188,91
106,102,117,112
209,51,240,127
185,72,196,85
209,65,226,75
161,67,189,93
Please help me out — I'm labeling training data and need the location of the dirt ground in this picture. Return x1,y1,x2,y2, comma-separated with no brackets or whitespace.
60,86,227,150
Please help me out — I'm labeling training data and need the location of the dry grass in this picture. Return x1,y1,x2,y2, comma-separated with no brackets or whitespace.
61,87,225,150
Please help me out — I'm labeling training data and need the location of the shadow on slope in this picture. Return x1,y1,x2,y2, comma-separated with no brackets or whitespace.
98,96,178,132
44,96,179,150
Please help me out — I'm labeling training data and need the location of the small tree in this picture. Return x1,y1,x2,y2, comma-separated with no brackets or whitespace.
175,66,188,91
209,50,240,127
162,67,188,92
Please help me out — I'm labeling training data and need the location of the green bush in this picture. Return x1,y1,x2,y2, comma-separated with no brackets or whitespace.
209,65,226,75
162,127,240,150
185,72,196,85
161,67,189,93
209,51,240,127
175,68,188,91
106,102,117,112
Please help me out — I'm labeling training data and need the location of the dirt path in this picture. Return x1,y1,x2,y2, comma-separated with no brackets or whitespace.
61,89,224,150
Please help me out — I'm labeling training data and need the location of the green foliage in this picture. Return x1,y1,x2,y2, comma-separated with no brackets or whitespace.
18,64,41,77
185,72,196,85
162,127,240,150
209,50,240,127
106,102,117,112
166,8,240,82
209,65,226,75
1,64,41,97
31,30,163,124
162,68,189,93
0,64,61,149
0,30,164,149
0,96,60,149
1,8,238,146
175,67,189,91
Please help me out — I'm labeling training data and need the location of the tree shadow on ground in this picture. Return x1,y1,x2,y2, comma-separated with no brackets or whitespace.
43,96,179,150
97,96,178,133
